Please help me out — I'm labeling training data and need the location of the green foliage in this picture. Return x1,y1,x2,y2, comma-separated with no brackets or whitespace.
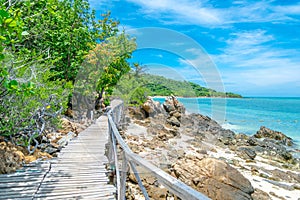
113,63,149,106
0,0,136,153
82,32,136,108
2,0,103,83
0,6,23,61
0,52,71,148
141,74,242,98
0,0,102,153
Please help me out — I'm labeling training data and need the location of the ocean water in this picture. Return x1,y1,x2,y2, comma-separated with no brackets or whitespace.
154,97,300,147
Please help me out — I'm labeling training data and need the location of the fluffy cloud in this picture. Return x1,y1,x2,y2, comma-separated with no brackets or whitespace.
126,0,300,27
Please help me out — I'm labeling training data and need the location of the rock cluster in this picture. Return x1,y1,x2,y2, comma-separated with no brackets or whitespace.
254,126,293,146
124,96,300,200
163,95,185,127
230,132,295,163
37,117,88,156
171,157,254,200
0,137,52,174
0,117,89,174
142,97,166,117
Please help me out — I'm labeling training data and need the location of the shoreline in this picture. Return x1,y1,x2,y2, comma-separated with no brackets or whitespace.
152,96,300,99
151,95,243,99
153,96,300,149
124,97,300,200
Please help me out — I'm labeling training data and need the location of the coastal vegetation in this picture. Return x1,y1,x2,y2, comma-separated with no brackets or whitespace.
0,0,134,152
142,74,242,98
0,0,240,152
114,72,242,106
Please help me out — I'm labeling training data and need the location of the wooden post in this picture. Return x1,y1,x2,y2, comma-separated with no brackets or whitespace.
129,162,150,200
111,131,121,200
120,151,128,200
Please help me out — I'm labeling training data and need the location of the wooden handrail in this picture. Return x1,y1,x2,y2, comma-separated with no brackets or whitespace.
107,100,211,200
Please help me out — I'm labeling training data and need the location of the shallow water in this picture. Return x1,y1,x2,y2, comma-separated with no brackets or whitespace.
154,97,300,148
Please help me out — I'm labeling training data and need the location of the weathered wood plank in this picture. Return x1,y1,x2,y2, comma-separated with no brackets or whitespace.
0,115,115,199
34,186,115,197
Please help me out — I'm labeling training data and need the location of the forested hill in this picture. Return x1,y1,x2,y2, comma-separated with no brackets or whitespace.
142,74,242,98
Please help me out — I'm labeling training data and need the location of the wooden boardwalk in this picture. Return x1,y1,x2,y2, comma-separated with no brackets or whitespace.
0,116,116,200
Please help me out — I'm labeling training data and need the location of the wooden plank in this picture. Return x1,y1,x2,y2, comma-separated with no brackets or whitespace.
0,182,41,188
37,186,115,193
0,115,115,200
0,189,36,197
0,172,46,178
34,186,115,198
0,195,34,200
0,176,43,183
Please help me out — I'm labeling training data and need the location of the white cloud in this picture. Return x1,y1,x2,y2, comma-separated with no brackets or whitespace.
125,0,300,27
214,29,300,88
218,30,274,63
126,0,224,26
274,4,300,15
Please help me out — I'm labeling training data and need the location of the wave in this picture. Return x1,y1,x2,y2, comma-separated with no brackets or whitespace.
221,122,240,131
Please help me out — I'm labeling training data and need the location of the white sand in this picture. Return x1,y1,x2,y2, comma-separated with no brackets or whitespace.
207,146,300,200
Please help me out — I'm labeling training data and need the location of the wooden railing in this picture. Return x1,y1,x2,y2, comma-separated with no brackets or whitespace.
106,100,211,200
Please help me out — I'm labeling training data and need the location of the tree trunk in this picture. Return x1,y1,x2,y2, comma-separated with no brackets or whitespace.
95,87,105,110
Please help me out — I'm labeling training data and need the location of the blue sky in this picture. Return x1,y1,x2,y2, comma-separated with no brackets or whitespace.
90,0,300,97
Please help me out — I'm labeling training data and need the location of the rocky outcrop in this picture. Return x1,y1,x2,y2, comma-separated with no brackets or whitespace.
124,96,300,200
142,97,166,117
251,189,272,200
236,146,257,160
171,157,254,200
254,126,293,146
180,113,236,146
232,134,294,162
164,95,185,127
0,117,88,174
128,106,147,120
0,137,52,174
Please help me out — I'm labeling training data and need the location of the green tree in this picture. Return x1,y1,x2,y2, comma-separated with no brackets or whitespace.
113,63,150,106
82,32,136,109
0,0,82,152
8,0,101,82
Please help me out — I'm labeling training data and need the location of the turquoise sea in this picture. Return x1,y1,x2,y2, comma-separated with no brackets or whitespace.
154,97,300,148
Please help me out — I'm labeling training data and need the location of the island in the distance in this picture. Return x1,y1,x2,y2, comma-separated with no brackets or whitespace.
141,74,242,98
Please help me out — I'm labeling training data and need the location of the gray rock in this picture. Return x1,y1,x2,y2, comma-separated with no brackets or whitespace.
142,97,166,117
44,146,59,154
57,131,76,147
247,137,260,146
167,116,181,127
254,126,293,146
251,188,271,200
237,147,257,160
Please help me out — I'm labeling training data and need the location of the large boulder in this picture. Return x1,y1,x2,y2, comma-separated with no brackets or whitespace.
142,97,166,117
237,146,257,160
163,95,185,114
171,157,254,200
180,113,235,145
162,96,186,127
128,107,147,120
254,126,293,146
